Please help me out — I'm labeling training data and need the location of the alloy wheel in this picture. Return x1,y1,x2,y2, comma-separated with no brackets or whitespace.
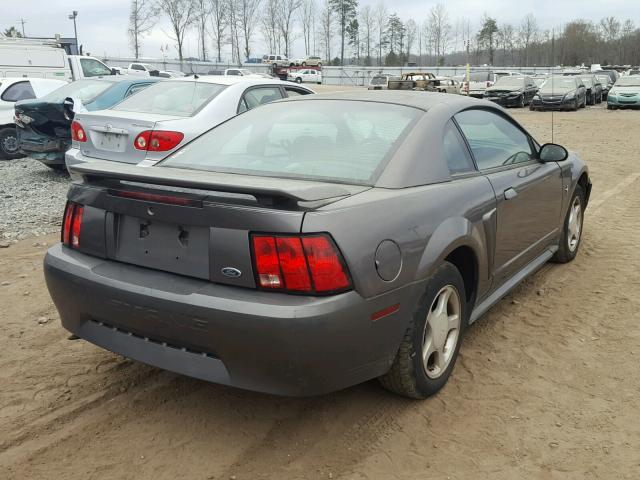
567,196,582,252
422,285,462,379
1,134,18,155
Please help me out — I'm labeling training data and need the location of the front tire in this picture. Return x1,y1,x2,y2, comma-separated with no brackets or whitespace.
518,95,525,108
295,77,302,84
379,262,467,399
0,127,24,160
552,185,585,263
301,62,307,67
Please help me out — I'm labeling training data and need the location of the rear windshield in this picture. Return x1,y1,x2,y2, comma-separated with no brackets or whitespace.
160,100,420,185
469,72,490,82
40,79,113,103
112,80,225,116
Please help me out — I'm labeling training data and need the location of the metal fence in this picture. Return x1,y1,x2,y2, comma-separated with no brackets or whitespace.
103,57,564,85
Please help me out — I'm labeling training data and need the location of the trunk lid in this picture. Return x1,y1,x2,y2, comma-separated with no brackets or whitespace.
15,100,69,140
67,160,368,288
73,110,183,164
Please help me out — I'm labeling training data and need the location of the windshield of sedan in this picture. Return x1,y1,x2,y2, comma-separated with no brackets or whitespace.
580,77,594,87
615,77,640,87
112,80,225,116
539,78,577,94
494,76,525,87
160,100,420,185
40,79,114,103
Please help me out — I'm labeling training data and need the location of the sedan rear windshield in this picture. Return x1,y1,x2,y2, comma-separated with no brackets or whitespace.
40,79,114,103
112,81,225,117
160,100,420,185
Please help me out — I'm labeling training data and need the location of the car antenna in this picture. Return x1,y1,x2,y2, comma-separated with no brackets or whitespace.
551,28,555,144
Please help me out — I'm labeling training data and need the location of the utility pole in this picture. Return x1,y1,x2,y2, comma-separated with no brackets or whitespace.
20,18,26,37
68,11,78,54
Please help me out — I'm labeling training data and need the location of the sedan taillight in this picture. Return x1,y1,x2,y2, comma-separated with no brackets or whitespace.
251,233,352,295
71,121,87,142
62,201,84,248
134,130,184,152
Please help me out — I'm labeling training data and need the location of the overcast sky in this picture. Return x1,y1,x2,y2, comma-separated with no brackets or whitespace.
3,0,639,60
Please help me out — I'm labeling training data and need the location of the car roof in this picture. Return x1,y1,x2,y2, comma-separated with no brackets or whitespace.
166,76,285,86
278,90,486,112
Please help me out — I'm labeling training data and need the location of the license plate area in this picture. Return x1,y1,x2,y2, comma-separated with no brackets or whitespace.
95,132,126,152
114,215,210,279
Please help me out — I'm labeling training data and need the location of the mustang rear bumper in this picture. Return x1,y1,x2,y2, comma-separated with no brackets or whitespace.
44,244,418,396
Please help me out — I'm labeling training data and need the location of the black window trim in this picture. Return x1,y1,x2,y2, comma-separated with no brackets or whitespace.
452,106,542,175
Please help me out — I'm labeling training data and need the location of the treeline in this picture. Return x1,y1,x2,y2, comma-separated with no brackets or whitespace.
9,0,638,66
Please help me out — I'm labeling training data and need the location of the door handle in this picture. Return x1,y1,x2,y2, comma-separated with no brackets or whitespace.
504,188,518,200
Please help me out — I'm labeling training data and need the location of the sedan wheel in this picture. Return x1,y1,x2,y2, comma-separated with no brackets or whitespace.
379,261,467,398
553,185,585,263
0,127,24,160
422,286,461,379
301,62,307,66
519,95,525,108
295,77,302,84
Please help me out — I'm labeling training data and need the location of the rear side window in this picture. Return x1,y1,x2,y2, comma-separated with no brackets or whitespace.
455,109,533,170
1,81,36,102
161,100,420,185
125,83,151,97
238,86,283,113
443,121,475,174
284,87,311,97
112,81,225,116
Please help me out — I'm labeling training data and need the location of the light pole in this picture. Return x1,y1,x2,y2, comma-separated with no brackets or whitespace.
68,11,78,54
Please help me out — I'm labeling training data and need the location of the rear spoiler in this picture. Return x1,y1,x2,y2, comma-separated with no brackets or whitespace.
69,160,365,203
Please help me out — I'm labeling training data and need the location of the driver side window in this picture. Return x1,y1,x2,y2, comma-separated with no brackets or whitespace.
454,109,534,170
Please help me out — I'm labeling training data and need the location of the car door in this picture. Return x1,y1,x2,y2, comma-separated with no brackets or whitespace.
455,108,563,284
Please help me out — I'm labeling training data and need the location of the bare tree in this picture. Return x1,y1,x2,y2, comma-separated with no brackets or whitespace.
359,5,374,64
519,13,538,66
374,1,387,65
428,4,450,62
261,0,279,53
320,0,333,61
226,0,241,63
299,0,316,56
208,0,226,62
238,0,262,60
497,24,514,66
405,19,417,60
194,0,212,61
158,0,196,62
128,0,157,58
278,0,302,57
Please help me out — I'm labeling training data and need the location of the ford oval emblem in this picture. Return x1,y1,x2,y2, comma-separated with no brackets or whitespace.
221,267,242,278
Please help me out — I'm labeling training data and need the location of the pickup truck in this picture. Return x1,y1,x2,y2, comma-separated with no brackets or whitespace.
0,38,116,81
125,62,176,77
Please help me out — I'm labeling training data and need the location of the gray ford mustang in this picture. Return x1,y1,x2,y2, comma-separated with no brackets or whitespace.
44,91,592,398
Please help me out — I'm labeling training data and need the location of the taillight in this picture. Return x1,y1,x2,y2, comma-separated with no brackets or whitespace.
71,121,87,142
61,201,84,248
134,130,184,152
251,233,351,295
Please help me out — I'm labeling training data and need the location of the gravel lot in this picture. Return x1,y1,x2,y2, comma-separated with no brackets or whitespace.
0,158,69,242
1,103,640,479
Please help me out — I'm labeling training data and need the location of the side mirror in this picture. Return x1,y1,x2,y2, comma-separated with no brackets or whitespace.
539,143,568,162
111,67,118,75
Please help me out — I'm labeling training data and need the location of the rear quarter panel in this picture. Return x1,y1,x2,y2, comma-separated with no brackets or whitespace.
301,177,496,301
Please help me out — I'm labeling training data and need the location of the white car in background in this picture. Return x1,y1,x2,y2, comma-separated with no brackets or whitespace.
0,77,67,159
287,69,322,84
66,77,315,169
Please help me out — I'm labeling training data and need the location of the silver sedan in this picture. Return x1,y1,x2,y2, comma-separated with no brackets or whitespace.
66,76,315,168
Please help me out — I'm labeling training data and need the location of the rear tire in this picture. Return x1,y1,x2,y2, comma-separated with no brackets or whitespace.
519,95,525,108
0,127,24,160
295,77,302,84
379,262,467,399
552,185,585,263
301,62,307,66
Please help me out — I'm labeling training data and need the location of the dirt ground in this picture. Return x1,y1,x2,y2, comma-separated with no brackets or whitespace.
1,100,639,480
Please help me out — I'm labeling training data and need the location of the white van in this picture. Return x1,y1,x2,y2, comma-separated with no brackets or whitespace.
0,37,114,81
